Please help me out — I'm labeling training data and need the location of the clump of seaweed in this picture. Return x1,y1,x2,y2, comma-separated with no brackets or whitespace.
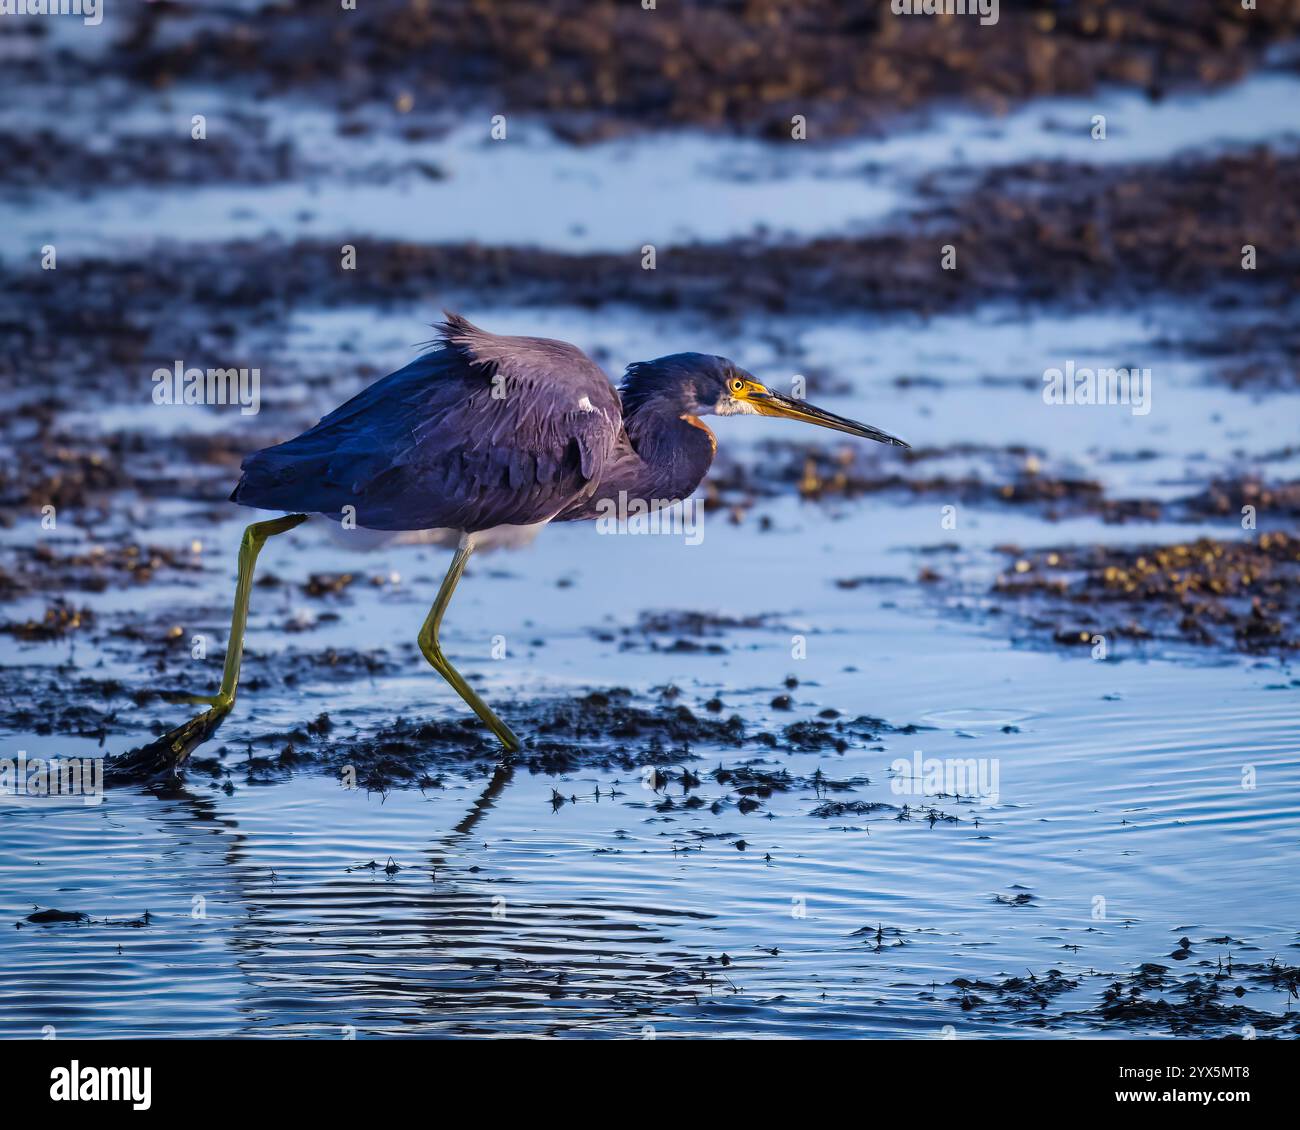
992,533,1300,653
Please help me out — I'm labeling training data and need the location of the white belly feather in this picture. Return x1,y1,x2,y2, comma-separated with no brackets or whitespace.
314,515,552,554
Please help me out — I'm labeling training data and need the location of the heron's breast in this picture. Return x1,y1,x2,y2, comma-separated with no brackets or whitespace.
679,414,717,454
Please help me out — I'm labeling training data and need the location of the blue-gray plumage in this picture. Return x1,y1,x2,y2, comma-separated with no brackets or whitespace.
149,314,908,768
232,314,622,532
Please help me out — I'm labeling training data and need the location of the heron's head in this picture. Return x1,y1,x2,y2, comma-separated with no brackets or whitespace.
623,353,910,448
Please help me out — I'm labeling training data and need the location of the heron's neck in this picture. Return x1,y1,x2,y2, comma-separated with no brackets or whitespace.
622,398,717,502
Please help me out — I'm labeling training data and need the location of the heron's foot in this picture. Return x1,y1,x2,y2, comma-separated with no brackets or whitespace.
440,658,521,752
107,699,234,783
159,690,229,707
487,715,522,755
419,641,521,753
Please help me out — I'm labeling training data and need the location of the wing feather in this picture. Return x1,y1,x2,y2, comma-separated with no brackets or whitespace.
232,316,622,532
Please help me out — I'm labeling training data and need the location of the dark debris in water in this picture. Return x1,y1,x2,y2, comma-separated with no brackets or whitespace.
952,968,1078,1015
1,540,205,596
101,684,929,796
0,125,448,192
1080,955,1300,1036
779,444,1162,525
851,923,908,951
20,907,154,929
22,908,90,926
952,944,1300,1036
1,600,94,642
991,533,1300,654
994,891,1036,906
810,798,895,820
603,608,778,654
1187,479,1300,520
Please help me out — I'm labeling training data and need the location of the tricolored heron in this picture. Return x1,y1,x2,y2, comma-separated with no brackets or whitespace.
146,314,908,770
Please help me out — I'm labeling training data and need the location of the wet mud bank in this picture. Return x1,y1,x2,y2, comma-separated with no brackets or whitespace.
102,680,927,791
988,533,1300,654
17,0,1300,138
9,147,1299,348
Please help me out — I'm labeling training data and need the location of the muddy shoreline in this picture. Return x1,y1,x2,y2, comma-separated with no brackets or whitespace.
9,147,1299,351
16,0,1300,138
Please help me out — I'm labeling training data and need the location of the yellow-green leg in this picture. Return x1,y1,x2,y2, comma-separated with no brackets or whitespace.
418,538,521,753
152,513,308,767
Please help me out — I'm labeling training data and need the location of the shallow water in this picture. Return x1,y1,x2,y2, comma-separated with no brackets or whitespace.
3,553,1296,1038
3,453,1298,1038
5,70,1300,258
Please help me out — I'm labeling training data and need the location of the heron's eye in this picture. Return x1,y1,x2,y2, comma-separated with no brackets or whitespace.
731,379,745,393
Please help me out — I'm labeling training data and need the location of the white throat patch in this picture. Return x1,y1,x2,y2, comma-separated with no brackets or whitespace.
713,395,759,416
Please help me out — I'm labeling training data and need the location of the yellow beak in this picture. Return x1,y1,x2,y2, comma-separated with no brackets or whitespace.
748,387,910,448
